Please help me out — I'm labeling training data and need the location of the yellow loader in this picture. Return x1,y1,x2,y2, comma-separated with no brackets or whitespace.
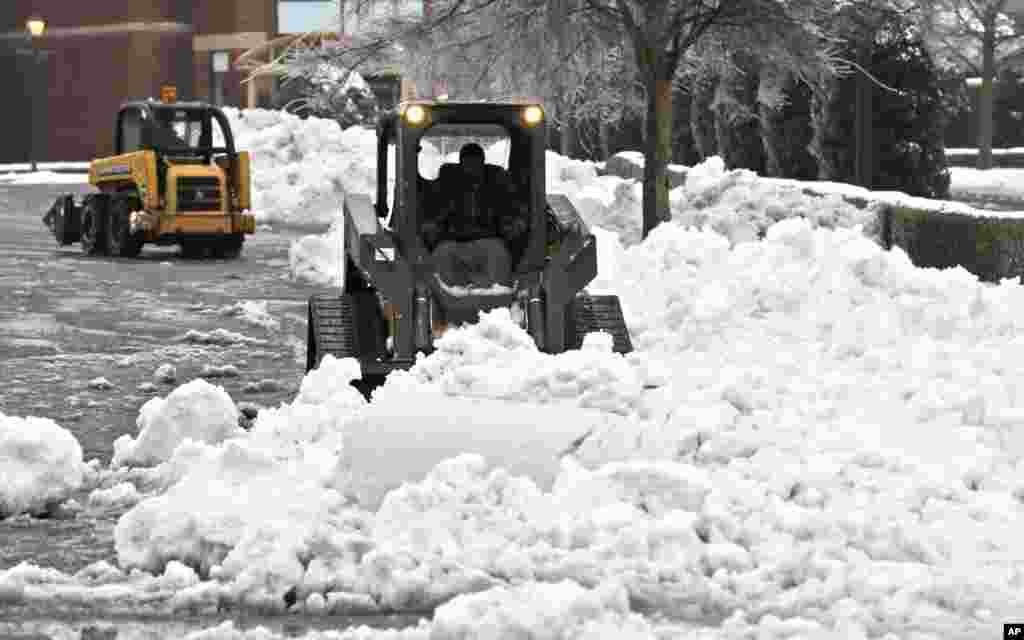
43,99,256,258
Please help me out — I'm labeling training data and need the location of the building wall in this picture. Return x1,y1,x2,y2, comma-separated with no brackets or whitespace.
0,0,276,162
44,29,194,160
8,0,182,29
194,0,275,35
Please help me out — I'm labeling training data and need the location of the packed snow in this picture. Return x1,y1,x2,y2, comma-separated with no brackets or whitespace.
0,170,89,185
182,328,267,346
0,412,89,517
111,379,243,468
948,166,1024,203
217,108,384,226
212,300,281,331
0,161,89,171
154,363,177,384
946,147,1024,155
7,113,1024,638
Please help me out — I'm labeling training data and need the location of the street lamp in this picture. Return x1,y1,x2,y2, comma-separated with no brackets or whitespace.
25,16,46,172
27,16,46,37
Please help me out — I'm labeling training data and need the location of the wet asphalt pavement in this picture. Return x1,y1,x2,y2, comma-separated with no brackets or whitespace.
0,182,430,636
0,181,337,575
0,182,334,468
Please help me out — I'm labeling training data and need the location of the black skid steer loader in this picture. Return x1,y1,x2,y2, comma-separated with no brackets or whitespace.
305,101,637,506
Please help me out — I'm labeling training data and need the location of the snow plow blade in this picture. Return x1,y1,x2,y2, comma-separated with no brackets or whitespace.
338,383,632,508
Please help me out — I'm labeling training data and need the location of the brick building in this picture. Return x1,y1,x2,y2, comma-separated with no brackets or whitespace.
0,1,282,163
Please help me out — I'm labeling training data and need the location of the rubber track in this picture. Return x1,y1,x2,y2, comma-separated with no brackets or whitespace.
308,294,358,370
567,293,633,354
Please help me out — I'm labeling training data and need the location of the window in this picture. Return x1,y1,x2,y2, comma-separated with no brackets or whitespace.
151,108,212,151
278,0,338,34
418,124,511,180
119,109,143,154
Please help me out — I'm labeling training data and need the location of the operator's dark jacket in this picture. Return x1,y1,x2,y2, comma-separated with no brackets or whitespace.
423,164,529,248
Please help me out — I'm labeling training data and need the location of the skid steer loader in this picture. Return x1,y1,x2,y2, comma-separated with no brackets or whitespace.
42,99,256,258
306,101,640,507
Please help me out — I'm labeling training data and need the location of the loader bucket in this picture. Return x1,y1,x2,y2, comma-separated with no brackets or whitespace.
337,382,635,508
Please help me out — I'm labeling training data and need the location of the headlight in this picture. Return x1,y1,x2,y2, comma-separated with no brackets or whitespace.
404,104,428,126
522,105,544,127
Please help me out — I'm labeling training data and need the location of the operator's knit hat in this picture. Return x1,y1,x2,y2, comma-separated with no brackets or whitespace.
459,143,484,160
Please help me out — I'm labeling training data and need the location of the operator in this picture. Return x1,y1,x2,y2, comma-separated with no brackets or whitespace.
152,111,187,149
422,143,529,287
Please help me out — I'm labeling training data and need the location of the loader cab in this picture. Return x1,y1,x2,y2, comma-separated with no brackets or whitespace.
116,101,237,161
115,100,239,201
376,101,548,273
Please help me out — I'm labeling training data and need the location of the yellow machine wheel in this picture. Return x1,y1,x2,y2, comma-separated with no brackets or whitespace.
79,197,107,256
106,195,144,258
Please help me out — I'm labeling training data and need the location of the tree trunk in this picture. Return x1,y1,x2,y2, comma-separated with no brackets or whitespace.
598,118,610,160
760,71,816,180
672,87,699,165
561,118,574,157
690,76,718,160
977,25,996,170
854,39,873,188
809,73,845,181
642,69,673,238
713,54,764,173
552,0,570,157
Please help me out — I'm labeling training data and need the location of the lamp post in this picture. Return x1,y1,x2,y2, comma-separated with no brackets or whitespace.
24,16,47,172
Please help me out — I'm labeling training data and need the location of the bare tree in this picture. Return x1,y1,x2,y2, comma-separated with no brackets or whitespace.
577,0,837,236
920,0,1024,168
266,0,835,239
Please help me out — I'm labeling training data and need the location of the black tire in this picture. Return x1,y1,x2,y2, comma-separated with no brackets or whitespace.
179,240,209,259
212,234,244,259
106,195,144,258
80,197,107,256
564,293,633,354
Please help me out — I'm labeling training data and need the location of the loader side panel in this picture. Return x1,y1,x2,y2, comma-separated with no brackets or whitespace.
216,151,251,210
90,151,159,210
542,195,598,353
345,194,379,269
343,193,416,360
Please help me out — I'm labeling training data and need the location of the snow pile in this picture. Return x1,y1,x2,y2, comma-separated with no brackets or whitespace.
546,151,647,244
948,166,1024,202
208,301,280,331
218,108,380,226
112,358,368,606
671,157,881,245
111,379,243,468
427,580,658,638
0,170,89,185
87,482,144,512
183,328,266,346
153,580,660,639
87,376,115,390
200,364,240,378
154,364,177,384
289,218,345,287
0,413,87,518
383,308,656,416
947,147,1024,154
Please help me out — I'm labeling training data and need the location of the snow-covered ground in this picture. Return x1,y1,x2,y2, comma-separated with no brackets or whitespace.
0,161,89,171
5,114,1024,638
946,147,1024,155
0,170,91,185
947,167,1024,202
